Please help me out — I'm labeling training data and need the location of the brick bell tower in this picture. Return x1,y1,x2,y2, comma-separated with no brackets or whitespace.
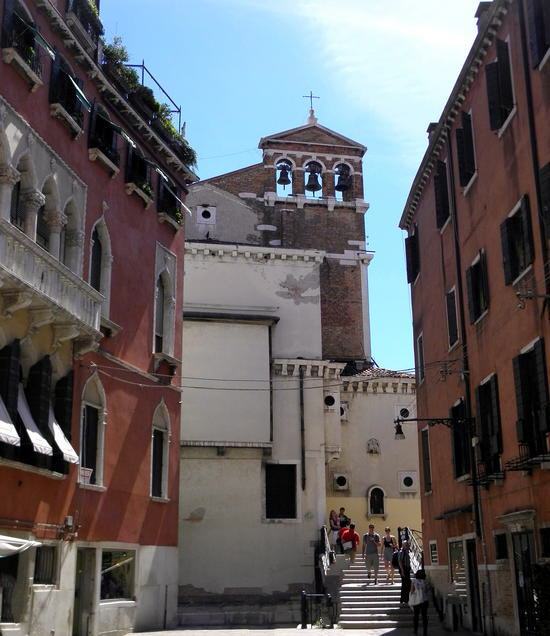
190,107,372,365
258,108,372,365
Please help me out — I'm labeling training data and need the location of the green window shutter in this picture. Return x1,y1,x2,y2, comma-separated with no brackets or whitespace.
466,265,476,323
456,128,469,187
26,356,53,440
462,112,476,177
519,195,535,267
54,371,74,440
405,233,418,284
533,339,549,433
49,52,61,104
539,163,550,239
0,339,21,423
496,39,514,116
489,374,503,455
434,161,450,229
500,217,513,285
486,61,502,130
480,251,490,313
513,354,526,442
526,0,547,68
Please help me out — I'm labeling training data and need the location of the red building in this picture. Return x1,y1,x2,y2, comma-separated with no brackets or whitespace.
400,1,549,634
0,1,194,635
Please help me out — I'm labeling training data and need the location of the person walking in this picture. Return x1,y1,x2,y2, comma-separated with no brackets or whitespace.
409,569,430,636
328,509,340,550
338,507,350,527
381,526,397,584
341,522,360,564
337,518,349,554
398,540,412,605
362,523,381,584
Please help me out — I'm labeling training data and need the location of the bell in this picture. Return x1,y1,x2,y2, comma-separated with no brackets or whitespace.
335,173,350,192
277,167,291,187
305,171,322,193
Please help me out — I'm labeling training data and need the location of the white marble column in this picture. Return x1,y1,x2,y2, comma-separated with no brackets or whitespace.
45,208,68,259
21,189,46,240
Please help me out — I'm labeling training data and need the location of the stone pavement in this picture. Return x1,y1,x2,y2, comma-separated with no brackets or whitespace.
136,626,471,635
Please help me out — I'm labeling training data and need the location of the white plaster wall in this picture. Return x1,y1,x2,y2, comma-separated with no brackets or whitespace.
135,546,178,630
182,321,270,443
184,249,323,359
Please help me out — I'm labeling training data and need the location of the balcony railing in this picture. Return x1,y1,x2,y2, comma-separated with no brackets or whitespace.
0,220,102,334
50,70,84,128
2,11,42,77
65,0,103,52
158,182,182,224
89,112,120,166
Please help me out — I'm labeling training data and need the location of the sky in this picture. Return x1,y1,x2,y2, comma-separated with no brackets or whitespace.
102,0,482,372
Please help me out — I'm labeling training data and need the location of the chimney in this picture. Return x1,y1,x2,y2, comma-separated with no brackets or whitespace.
426,122,438,143
475,2,492,31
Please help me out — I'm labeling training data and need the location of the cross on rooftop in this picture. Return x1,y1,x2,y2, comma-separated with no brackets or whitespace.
302,91,320,110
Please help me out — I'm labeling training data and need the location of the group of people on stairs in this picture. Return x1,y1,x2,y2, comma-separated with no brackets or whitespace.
329,508,430,636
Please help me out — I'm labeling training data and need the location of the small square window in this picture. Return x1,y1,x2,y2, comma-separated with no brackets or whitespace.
100,550,135,600
265,464,296,519
34,546,56,584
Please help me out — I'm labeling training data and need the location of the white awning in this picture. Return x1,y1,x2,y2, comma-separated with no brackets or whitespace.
0,534,41,558
48,406,78,464
0,394,20,447
17,384,53,456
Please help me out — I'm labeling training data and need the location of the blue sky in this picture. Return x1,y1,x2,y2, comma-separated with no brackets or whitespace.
102,0,481,371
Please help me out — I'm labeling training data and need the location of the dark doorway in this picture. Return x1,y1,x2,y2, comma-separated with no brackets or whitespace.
73,548,96,636
512,531,536,635
0,553,19,621
466,538,483,632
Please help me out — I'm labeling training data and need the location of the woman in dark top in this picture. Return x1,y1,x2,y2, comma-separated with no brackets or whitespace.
381,526,397,584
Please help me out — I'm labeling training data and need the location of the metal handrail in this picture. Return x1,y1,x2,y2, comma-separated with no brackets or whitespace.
300,590,335,629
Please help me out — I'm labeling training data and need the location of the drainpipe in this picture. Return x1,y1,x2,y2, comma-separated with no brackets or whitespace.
517,0,550,309
269,326,273,443
299,366,306,490
447,132,495,635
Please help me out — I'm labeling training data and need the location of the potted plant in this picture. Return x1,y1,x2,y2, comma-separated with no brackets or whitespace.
101,36,139,96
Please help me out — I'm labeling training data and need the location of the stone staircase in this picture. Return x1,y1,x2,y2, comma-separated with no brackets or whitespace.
338,555,438,630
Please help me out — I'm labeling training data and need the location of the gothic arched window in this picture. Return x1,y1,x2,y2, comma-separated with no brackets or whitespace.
334,163,352,202
275,159,293,197
90,227,102,292
369,487,385,515
304,161,323,198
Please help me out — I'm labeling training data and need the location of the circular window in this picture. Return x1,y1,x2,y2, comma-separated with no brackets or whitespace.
403,476,414,488
324,395,336,407
201,209,211,220
335,475,347,487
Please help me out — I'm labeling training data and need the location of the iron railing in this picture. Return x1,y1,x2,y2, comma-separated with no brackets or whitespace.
50,70,84,127
66,0,103,47
2,12,42,77
300,591,336,629
89,113,120,166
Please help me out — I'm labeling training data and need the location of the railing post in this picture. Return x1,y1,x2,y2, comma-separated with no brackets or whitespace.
326,593,334,628
300,590,308,629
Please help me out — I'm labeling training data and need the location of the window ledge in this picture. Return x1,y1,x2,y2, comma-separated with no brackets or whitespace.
65,11,96,55
473,308,489,326
78,483,106,492
50,103,83,137
456,473,471,483
99,599,136,608
100,316,122,338
89,148,120,178
150,496,170,504
2,48,43,91
538,47,550,72
32,583,57,590
158,212,182,231
462,172,478,196
154,351,179,368
497,106,517,139
263,518,300,524
448,340,460,353
125,182,153,208
424,490,433,496
0,457,66,479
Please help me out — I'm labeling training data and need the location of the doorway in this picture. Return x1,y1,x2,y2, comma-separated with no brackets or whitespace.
72,548,96,636
512,531,536,635
465,539,482,632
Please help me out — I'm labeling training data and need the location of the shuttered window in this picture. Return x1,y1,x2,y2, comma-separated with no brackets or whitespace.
446,289,459,348
421,429,432,493
151,428,164,498
34,546,56,584
526,0,550,68
494,534,508,560
540,163,550,239
513,339,549,457
416,333,425,383
476,375,503,475
82,405,99,484
466,251,490,323
500,196,534,284
265,464,296,519
405,226,420,283
434,160,450,229
456,111,476,187
451,400,471,478
54,372,73,439
486,39,515,131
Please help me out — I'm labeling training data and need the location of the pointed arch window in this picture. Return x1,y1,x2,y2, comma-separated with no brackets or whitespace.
80,374,106,487
275,159,293,197
334,163,352,202
89,220,112,318
151,402,170,499
90,227,102,292
304,161,323,198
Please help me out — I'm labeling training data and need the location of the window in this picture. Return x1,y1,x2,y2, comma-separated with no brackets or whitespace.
265,463,296,519
446,289,459,348
526,0,550,68
34,546,56,584
494,533,508,560
334,163,352,202
539,163,550,239
89,106,121,166
81,405,98,484
429,541,438,565
100,550,135,600
275,159,293,196
154,276,165,353
513,338,549,457
369,487,384,515
90,226,102,292
80,374,106,486
540,528,550,558
456,111,476,187
50,55,87,127
451,399,471,478
126,147,152,195
416,333,425,383
154,245,176,358
10,181,23,229
158,178,182,223
2,2,41,76
500,196,534,284
434,160,450,229
421,428,432,492
304,161,323,198
405,225,420,283
486,39,515,131
151,401,170,499
476,375,503,475
36,205,49,250
466,250,489,323
89,220,112,318
449,540,465,586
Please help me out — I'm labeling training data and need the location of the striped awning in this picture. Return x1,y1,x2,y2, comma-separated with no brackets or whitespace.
0,534,41,558
17,384,52,456
48,406,78,464
0,395,20,447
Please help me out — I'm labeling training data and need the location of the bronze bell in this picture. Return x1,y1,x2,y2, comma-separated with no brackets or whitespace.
335,173,350,192
277,167,291,187
305,171,322,192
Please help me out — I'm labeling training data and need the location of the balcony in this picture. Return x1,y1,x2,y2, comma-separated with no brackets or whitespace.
125,151,154,207
1,12,43,91
65,0,103,56
50,70,85,135
158,182,182,229
89,113,121,176
0,219,102,338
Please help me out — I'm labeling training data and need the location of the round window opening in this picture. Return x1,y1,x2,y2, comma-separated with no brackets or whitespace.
403,476,414,488
324,395,336,407
336,475,347,487
201,209,212,220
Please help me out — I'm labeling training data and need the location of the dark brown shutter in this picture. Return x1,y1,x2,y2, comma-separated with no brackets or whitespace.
533,339,549,433
520,195,535,267
456,128,469,187
405,234,417,284
539,163,550,238
434,161,450,229
475,384,487,458
500,218,513,285
480,251,490,312
126,145,134,182
462,112,476,177
496,39,514,115
88,103,97,145
466,265,476,323
421,429,432,492
82,405,99,483
486,61,502,130
446,290,458,346
489,374,503,455
513,354,526,441
1,0,15,46
544,2,550,51
54,372,73,439
49,52,61,104
26,356,53,439
151,429,164,497
0,339,21,423
526,0,545,68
